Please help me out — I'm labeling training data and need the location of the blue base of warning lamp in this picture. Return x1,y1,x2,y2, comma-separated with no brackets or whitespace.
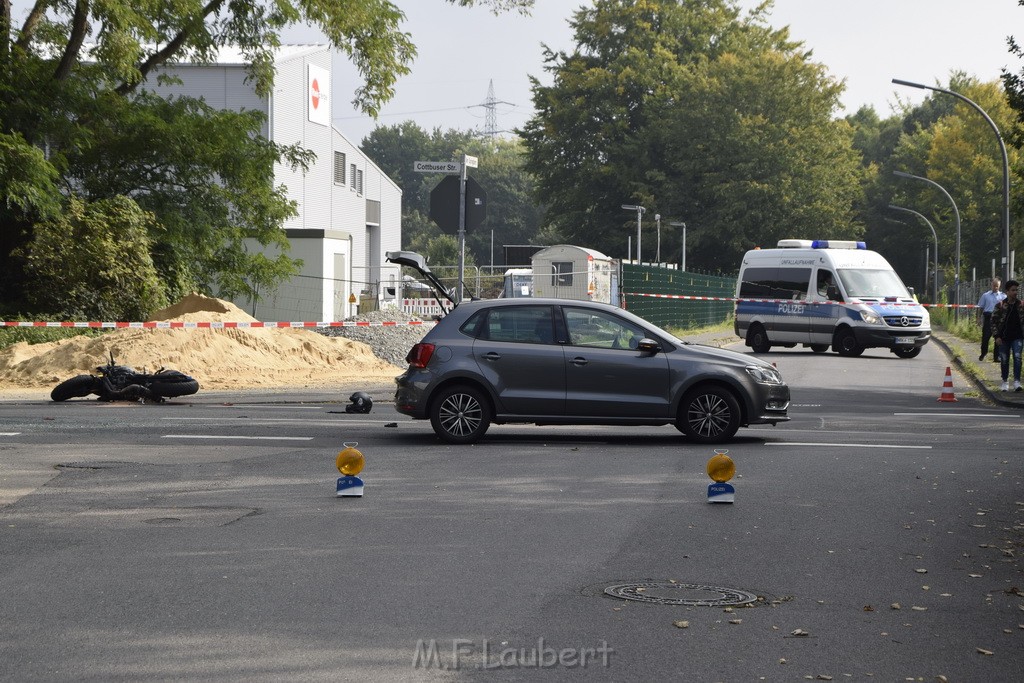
707,482,735,504
337,476,364,497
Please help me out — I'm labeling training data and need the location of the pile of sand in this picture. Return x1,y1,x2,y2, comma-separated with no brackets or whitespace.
0,293,402,391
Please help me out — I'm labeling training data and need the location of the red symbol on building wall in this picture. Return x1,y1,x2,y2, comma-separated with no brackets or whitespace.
311,79,321,110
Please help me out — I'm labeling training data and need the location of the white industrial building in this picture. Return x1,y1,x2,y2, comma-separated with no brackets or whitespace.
143,44,402,321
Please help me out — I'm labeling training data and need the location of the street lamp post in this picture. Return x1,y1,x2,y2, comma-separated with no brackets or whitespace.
669,221,687,271
894,170,961,316
892,78,1011,282
888,205,939,305
622,204,646,263
655,214,661,262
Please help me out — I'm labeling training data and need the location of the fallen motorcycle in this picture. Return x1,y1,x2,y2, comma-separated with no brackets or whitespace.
50,352,200,402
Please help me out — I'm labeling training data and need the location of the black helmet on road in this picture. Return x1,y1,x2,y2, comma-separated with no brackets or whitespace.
345,391,373,414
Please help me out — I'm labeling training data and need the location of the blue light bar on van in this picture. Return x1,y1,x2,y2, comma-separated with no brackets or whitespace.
811,240,866,250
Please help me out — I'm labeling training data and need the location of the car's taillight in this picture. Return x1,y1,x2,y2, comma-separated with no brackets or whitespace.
406,343,435,368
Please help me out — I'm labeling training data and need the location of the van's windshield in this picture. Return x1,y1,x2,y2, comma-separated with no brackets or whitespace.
837,268,910,298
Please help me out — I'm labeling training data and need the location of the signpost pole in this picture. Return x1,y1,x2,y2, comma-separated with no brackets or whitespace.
457,155,478,303
458,160,468,303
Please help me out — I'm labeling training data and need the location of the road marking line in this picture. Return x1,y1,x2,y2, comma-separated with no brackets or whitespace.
764,442,931,449
893,412,1020,418
161,435,313,441
211,405,324,410
0,432,21,436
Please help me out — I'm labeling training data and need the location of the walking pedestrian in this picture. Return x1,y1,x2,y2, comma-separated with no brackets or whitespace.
977,276,1005,362
992,279,1024,392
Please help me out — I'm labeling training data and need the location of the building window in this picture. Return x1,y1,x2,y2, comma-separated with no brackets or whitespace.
552,261,573,286
334,152,346,185
350,163,357,189
356,169,364,196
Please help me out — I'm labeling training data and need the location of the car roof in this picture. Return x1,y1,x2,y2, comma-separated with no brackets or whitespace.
458,297,617,309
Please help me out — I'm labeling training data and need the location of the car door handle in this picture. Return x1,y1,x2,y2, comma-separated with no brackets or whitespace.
570,357,588,366
482,352,502,361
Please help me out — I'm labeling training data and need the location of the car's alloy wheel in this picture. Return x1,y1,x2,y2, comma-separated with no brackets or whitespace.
678,386,741,443
430,385,491,444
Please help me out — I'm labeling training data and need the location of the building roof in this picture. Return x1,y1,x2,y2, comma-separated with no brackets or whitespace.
170,44,328,66
533,245,614,261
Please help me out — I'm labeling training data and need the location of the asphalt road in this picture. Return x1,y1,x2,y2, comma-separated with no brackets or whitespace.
1,340,1022,682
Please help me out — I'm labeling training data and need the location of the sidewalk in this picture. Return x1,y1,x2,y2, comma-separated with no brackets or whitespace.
928,326,1024,409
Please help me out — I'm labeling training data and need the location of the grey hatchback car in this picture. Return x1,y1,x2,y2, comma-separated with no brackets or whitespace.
394,298,790,444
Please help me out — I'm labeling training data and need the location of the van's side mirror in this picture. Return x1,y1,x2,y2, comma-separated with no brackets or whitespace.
826,285,842,302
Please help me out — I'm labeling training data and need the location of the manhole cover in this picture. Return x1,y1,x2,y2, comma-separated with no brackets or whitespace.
603,581,759,607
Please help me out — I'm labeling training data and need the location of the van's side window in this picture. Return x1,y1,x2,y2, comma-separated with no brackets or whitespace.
740,267,811,300
817,270,837,299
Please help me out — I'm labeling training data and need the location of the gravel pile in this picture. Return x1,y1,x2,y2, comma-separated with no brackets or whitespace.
314,307,433,368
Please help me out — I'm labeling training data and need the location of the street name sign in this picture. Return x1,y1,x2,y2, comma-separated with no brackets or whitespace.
414,161,462,174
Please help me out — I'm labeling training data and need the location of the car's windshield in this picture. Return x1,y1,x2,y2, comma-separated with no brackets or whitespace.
837,268,910,298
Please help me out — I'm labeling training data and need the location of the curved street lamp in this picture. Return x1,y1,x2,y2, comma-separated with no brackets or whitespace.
892,78,1010,282
893,170,961,316
888,204,939,305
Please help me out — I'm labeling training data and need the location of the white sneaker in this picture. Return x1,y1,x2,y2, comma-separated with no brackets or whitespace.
1000,381,1009,392
1015,381,1022,392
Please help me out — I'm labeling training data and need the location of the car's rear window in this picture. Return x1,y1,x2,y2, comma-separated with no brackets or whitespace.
460,306,555,344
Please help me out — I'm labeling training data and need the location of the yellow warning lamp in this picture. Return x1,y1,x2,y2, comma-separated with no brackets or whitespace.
706,449,735,483
336,442,365,476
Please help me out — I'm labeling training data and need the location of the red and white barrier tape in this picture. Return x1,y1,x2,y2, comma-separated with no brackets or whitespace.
1,295,980,327
625,292,977,308
1,320,438,329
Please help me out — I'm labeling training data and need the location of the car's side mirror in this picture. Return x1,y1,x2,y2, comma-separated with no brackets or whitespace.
637,338,660,354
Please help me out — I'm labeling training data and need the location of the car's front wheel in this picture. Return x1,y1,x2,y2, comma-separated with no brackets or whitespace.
429,385,491,444
676,386,741,444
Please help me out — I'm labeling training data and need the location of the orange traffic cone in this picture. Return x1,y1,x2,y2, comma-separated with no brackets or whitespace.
937,366,958,402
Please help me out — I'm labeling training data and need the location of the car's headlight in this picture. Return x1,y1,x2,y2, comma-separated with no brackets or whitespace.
860,310,882,325
745,365,783,385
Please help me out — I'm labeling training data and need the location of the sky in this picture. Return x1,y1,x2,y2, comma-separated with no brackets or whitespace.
316,0,1024,145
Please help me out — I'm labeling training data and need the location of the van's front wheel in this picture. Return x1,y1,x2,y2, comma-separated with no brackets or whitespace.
893,346,921,359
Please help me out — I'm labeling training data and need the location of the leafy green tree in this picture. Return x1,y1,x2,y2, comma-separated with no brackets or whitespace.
361,123,543,267
18,196,168,320
0,0,533,316
520,0,864,272
853,75,1022,292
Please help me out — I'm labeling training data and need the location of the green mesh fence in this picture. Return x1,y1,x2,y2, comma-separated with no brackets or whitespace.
621,264,736,329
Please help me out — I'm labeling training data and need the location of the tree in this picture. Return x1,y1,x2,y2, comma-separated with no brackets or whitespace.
18,196,167,320
361,123,544,267
0,0,533,316
520,0,864,272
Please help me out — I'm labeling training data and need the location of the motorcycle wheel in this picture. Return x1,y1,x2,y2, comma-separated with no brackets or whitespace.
150,374,200,398
51,375,99,402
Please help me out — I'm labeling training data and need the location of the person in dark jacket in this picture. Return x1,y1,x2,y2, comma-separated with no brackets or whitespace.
992,279,1024,392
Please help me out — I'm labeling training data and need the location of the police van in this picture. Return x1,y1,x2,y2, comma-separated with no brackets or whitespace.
734,239,931,358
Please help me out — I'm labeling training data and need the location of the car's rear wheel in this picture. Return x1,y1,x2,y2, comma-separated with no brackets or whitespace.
747,324,771,353
893,346,921,359
810,344,829,353
676,386,741,444
429,385,491,444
